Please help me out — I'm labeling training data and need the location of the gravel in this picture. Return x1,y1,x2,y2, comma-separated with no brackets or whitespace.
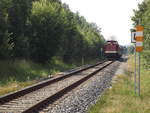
0,61,109,113
40,61,121,113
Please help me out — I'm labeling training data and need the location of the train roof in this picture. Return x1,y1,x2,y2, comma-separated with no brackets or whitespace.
105,40,118,44
106,40,118,42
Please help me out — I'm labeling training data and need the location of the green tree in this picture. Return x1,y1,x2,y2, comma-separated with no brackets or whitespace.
29,0,65,63
0,0,13,58
132,0,150,67
8,0,32,58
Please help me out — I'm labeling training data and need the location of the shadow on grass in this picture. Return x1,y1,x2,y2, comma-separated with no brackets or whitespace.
0,60,51,85
0,57,101,86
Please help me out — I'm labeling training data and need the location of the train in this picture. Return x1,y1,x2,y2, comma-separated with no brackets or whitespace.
103,40,123,59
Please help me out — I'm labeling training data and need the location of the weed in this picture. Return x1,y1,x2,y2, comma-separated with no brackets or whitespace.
0,57,101,95
88,56,150,113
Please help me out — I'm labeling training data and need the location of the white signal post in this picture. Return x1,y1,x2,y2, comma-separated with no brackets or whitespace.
131,25,144,96
135,25,144,96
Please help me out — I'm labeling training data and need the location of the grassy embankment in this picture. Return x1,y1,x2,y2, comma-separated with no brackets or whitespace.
88,55,150,113
0,57,100,96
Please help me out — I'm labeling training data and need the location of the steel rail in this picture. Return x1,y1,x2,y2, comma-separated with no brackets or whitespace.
23,61,114,113
0,60,106,105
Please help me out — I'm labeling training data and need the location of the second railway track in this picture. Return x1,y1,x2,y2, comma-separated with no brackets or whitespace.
0,60,114,113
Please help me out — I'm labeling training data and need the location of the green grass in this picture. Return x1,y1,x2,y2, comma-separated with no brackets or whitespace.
0,57,101,96
88,56,150,113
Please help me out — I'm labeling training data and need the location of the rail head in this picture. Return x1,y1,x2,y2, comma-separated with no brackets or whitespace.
22,61,114,113
0,60,107,105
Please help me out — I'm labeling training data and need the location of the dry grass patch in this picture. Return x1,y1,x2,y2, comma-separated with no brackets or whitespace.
0,81,35,96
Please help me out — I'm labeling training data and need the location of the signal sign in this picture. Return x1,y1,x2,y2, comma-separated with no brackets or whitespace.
135,26,144,52
131,32,136,43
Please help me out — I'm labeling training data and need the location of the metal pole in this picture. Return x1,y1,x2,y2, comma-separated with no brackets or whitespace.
82,56,84,65
134,44,136,94
138,52,140,96
137,19,141,96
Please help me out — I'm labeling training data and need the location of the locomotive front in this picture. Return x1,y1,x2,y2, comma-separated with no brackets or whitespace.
103,40,122,59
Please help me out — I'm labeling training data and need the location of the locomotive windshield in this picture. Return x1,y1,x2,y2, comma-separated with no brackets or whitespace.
106,40,118,45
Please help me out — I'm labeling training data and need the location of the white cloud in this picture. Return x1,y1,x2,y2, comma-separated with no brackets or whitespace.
61,0,144,45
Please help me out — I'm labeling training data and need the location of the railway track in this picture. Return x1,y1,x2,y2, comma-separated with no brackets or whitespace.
0,60,114,113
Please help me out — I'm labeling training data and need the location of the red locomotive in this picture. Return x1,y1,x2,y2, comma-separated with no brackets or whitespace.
103,40,122,59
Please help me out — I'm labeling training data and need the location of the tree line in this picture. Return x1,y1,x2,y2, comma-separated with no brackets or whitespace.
132,0,150,67
0,0,105,63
